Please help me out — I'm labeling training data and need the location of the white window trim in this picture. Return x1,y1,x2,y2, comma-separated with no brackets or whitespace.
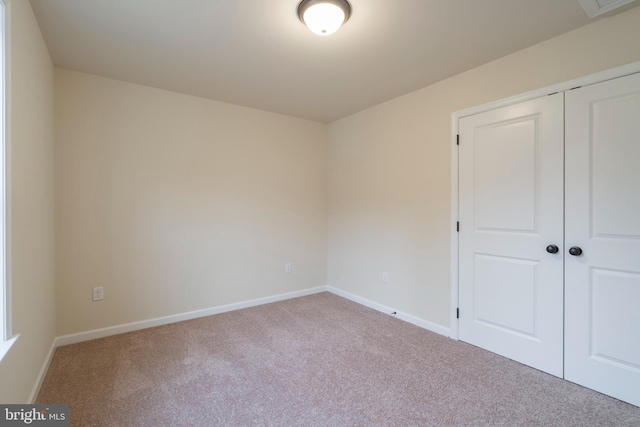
0,0,16,363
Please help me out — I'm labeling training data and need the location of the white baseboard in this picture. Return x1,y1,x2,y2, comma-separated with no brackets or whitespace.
54,285,449,348
26,286,327,402
28,338,57,403
32,284,448,401
327,286,451,338
56,286,328,347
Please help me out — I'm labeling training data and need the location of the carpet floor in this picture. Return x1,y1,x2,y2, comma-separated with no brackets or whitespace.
37,292,640,426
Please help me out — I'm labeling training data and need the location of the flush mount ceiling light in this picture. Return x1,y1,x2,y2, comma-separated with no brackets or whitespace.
297,0,352,36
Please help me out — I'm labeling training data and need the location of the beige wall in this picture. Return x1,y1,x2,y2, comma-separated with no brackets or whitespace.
0,0,56,403
55,70,327,335
327,7,640,329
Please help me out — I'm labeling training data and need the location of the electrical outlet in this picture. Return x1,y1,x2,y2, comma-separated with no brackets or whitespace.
92,287,104,301
285,263,292,273
382,272,389,284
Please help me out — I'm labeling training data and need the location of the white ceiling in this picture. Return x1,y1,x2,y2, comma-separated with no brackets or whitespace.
29,0,621,123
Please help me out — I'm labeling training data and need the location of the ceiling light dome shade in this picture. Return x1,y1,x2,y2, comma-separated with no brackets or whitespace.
298,0,352,36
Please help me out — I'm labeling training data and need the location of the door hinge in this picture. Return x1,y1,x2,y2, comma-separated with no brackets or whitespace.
456,134,459,145
457,308,460,319
456,222,459,232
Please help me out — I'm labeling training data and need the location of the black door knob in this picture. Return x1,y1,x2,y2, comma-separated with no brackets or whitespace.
546,245,559,254
569,246,583,256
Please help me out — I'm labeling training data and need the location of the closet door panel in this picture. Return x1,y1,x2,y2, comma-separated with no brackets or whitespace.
458,93,564,377
565,71,640,407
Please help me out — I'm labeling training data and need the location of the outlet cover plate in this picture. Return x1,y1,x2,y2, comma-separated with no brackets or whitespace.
92,287,104,301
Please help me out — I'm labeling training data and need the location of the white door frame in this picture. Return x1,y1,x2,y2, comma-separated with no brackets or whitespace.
449,60,640,340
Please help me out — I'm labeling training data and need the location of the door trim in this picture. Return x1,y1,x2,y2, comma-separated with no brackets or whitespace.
450,60,640,340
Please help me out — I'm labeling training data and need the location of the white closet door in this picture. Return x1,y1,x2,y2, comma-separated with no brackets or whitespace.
565,72,640,407
459,94,564,377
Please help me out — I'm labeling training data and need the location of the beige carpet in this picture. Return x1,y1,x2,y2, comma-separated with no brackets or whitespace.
37,292,640,426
